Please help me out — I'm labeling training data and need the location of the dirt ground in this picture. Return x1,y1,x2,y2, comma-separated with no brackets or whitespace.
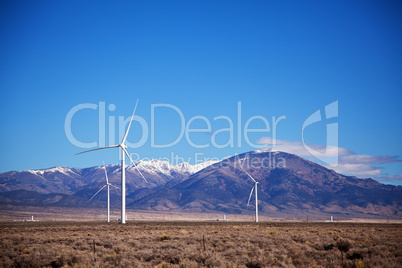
0,220,401,267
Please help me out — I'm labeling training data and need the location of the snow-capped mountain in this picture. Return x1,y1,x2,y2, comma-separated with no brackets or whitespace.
0,160,217,196
26,166,80,177
128,159,217,176
0,151,401,218
0,167,84,194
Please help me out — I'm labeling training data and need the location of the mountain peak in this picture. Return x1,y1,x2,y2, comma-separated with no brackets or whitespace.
128,159,217,176
26,166,77,177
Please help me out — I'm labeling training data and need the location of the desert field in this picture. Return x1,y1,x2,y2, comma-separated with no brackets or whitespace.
0,219,401,268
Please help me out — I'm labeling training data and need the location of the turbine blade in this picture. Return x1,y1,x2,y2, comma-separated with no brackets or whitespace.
103,162,109,184
89,185,107,200
239,163,257,182
110,184,120,190
123,147,148,183
75,145,119,155
121,99,139,144
112,186,120,194
247,186,255,207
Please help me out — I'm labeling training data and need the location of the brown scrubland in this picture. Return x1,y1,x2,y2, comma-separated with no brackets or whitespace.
0,220,401,267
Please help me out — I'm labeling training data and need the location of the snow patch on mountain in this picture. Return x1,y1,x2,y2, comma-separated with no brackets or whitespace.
127,159,217,176
193,161,218,173
26,166,78,177
23,160,218,181
253,146,274,153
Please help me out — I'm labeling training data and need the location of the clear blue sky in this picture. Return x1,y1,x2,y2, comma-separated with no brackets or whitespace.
1,1,401,185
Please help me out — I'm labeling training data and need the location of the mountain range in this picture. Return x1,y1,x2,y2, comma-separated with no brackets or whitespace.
0,151,401,218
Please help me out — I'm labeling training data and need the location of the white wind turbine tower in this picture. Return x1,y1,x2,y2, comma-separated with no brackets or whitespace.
89,163,119,223
239,163,265,223
77,99,147,224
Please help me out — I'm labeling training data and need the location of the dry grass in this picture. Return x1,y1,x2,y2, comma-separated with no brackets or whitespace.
0,221,401,267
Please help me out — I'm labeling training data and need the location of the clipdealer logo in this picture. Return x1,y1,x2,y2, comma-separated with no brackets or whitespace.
64,102,286,150
64,100,339,166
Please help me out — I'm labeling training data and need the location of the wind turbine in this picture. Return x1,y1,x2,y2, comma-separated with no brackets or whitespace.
239,163,265,223
77,99,147,224
89,163,119,222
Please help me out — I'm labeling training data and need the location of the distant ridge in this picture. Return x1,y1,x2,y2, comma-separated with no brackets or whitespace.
0,152,401,218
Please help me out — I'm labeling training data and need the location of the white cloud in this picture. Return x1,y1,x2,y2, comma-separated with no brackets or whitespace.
339,155,402,164
256,136,401,180
256,137,352,158
375,173,402,183
327,163,382,177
